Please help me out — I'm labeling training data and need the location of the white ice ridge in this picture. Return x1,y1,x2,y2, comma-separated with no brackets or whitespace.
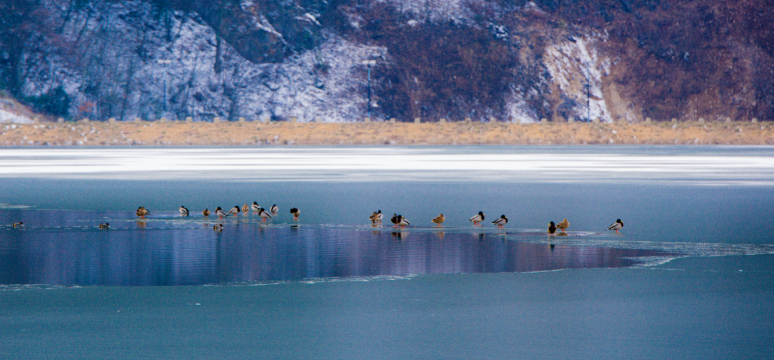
523,237,774,265
1,148,774,184
206,275,417,287
0,203,34,209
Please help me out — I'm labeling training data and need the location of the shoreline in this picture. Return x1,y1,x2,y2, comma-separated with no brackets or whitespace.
1,121,772,146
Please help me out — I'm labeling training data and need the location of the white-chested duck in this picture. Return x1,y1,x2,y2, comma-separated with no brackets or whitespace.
258,208,272,221
469,211,485,225
607,219,624,233
228,206,240,216
492,215,508,228
398,215,410,227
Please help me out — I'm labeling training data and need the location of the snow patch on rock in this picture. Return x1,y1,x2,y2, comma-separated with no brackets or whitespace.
0,109,33,124
378,0,473,23
543,33,612,122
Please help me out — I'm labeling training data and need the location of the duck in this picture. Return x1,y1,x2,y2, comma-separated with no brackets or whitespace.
252,202,260,213
258,208,272,221
431,213,445,226
215,207,229,219
469,211,485,225
99,223,110,229
607,219,624,233
228,206,240,216
557,218,569,232
179,206,189,216
290,207,300,220
136,206,150,219
391,214,399,227
492,215,508,228
203,208,211,217
398,215,410,227
370,210,384,224
242,203,250,213
270,204,279,214
213,224,223,231
12,222,23,228
548,221,557,234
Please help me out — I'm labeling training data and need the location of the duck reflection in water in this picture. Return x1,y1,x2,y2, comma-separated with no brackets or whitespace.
435,232,445,241
391,231,409,241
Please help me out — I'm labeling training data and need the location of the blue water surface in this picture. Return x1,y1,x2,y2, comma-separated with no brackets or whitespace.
1,146,773,359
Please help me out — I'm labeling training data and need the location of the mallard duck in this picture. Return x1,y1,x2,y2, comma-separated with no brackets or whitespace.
557,218,569,232
432,213,445,226
136,207,150,219
370,210,383,224
548,221,557,234
179,206,189,216
270,204,278,214
258,208,272,221
607,219,624,233
228,206,240,216
242,203,250,213
469,211,485,225
213,224,223,231
391,214,399,227
398,215,410,227
492,215,508,228
99,223,109,229
12,222,23,228
203,208,211,217
252,202,260,213
290,207,300,220
215,207,228,219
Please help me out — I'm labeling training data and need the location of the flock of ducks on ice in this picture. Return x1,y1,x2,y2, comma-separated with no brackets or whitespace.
135,203,296,231
130,205,625,234
9,205,625,234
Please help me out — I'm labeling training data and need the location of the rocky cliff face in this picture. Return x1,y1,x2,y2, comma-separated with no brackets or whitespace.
1,0,772,123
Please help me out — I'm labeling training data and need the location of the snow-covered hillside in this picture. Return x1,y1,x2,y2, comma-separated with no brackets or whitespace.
3,0,772,123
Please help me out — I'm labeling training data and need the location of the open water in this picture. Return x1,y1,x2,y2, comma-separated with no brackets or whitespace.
1,146,773,359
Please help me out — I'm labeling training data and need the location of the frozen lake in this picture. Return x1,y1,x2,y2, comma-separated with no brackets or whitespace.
1,146,774,359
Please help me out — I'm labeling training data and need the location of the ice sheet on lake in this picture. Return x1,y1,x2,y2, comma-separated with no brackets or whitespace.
519,235,774,266
1,147,774,185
